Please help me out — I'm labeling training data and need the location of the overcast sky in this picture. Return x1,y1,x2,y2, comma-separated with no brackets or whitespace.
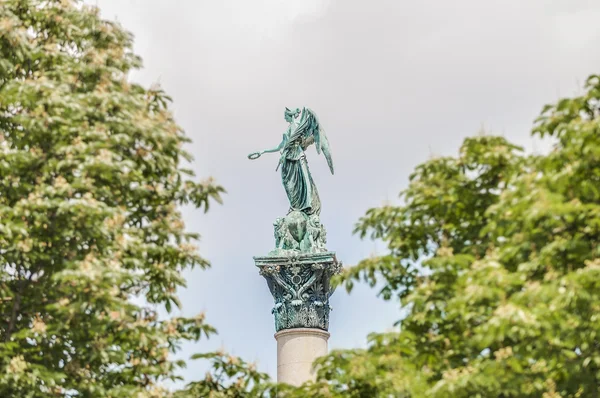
91,0,600,386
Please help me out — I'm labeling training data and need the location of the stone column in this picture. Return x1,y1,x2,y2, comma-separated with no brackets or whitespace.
254,250,341,386
275,328,330,386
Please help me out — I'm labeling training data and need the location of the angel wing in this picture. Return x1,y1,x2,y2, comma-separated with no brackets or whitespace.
288,108,334,175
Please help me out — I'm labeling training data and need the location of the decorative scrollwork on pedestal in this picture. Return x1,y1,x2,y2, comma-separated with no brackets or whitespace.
255,252,341,332
271,211,328,256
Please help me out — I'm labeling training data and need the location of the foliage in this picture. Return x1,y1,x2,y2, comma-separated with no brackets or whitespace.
4,1,599,397
174,352,273,398
286,75,600,397
0,0,270,396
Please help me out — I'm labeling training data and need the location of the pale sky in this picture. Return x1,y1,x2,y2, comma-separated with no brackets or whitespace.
91,0,600,386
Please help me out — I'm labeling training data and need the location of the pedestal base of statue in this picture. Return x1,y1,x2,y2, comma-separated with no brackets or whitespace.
275,328,329,386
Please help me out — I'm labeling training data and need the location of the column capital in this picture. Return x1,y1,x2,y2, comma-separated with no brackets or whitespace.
254,251,342,332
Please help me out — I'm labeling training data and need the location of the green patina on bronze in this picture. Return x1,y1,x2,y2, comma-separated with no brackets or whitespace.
254,253,341,332
249,108,340,332
248,107,333,217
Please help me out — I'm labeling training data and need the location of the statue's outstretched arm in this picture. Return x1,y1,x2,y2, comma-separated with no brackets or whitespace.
248,138,284,160
261,140,284,154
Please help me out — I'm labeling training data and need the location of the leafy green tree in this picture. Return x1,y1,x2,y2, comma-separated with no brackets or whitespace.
0,0,270,396
284,75,600,397
175,352,274,398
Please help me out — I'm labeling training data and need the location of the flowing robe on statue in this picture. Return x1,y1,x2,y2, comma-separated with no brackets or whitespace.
279,110,322,216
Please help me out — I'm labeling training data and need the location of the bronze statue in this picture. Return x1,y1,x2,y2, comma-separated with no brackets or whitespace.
248,107,333,216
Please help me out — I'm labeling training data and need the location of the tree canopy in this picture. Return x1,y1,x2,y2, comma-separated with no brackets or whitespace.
0,0,273,396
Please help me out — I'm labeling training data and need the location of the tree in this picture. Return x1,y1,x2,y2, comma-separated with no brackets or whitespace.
0,1,270,396
174,352,274,398
284,75,600,397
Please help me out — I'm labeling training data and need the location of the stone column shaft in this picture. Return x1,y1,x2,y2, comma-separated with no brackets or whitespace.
275,328,329,386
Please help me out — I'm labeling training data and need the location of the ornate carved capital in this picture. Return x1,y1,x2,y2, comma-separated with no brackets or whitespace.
254,252,341,332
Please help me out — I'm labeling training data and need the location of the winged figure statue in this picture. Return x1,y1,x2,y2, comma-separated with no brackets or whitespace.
248,107,333,216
